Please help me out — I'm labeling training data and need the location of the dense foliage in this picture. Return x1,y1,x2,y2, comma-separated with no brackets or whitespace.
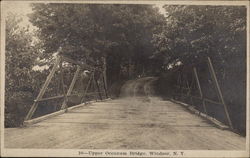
29,4,165,84
152,5,246,66
5,4,247,135
5,13,39,126
153,5,246,134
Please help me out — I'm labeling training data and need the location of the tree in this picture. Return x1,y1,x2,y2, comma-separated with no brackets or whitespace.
29,4,165,85
152,5,246,134
152,5,246,68
5,13,39,127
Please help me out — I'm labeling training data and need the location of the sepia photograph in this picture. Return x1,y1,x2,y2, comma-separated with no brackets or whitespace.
0,0,249,157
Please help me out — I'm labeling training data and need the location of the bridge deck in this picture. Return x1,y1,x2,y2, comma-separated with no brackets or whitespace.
5,97,245,149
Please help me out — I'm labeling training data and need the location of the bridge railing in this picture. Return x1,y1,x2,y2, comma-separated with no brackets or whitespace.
171,57,233,129
24,55,108,124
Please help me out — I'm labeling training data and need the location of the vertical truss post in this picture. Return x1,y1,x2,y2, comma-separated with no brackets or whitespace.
103,57,108,96
94,74,102,100
185,75,194,106
102,73,108,98
80,72,94,103
61,66,81,110
60,60,67,111
175,71,181,99
207,57,233,129
183,73,190,101
92,73,99,101
189,75,195,106
193,67,208,115
24,56,61,121
179,72,185,101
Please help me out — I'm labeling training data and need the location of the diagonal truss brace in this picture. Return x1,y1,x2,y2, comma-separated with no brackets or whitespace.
174,57,233,129
24,55,109,122
61,65,81,110
25,56,61,121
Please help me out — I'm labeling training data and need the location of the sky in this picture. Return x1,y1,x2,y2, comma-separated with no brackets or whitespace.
5,1,32,15
4,2,34,29
154,4,166,15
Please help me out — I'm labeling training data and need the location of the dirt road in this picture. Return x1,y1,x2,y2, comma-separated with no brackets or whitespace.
4,77,245,149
